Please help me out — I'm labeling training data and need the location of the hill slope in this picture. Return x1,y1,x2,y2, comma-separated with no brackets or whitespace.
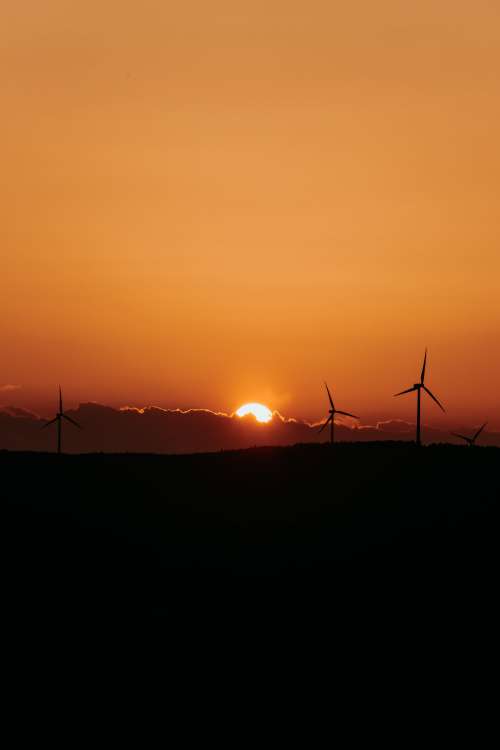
3,443,499,623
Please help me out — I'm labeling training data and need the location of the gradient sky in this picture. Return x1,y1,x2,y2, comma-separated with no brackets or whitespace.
2,1,499,428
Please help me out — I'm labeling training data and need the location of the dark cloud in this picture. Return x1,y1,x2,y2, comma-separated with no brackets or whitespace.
0,403,499,452
375,419,416,434
0,406,39,419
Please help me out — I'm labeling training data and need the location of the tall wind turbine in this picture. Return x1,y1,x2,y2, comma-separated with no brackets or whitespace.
451,422,487,447
394,349,445,447
42,387,82,454
318,383,359,445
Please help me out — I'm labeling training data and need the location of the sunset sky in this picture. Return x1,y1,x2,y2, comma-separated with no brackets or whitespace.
2,1,499,429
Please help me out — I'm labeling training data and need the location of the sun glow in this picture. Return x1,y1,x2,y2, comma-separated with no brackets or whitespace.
236,403,273,423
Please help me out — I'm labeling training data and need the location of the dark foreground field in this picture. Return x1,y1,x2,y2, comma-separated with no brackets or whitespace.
3,442,499,628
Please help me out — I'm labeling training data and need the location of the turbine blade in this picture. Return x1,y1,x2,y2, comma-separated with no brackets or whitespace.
41,417,58,430
318,416,332,434
451,433,469,442
473,422,487,441
423,386,445,412
420,348,427,383
394,386,417,397
59,386,63,413
335,410,360,419
63,414,82,429
324,382,334,409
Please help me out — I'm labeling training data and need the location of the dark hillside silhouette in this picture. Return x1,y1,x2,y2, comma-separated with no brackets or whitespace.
3,442,499,624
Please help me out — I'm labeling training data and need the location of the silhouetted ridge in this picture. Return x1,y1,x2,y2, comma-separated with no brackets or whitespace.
2,443,499,625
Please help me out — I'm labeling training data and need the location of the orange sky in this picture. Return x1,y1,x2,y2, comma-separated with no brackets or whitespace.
2,1,499,428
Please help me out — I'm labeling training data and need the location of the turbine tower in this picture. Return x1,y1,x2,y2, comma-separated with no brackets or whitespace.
42,387,82,454
451,422,487,447
319,382,359,445
394,349,445,447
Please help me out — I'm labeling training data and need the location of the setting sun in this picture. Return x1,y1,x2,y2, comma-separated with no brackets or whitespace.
236,403,273,423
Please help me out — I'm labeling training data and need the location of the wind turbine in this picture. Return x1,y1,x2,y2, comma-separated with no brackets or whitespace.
318,383,359,445
394,349,445,447
42,387,82,454
451,422,487,447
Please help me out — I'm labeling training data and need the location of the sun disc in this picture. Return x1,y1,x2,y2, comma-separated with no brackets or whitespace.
236,402,273,423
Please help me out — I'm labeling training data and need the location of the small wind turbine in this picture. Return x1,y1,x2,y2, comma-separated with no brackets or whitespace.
451,422,487,447
42,387,82,454
394,349,445,447
318,382,359,445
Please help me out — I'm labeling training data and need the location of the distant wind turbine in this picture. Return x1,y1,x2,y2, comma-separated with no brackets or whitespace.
318,383,359,445
394,349,445,447
42,387,82,454
451,422,487,447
